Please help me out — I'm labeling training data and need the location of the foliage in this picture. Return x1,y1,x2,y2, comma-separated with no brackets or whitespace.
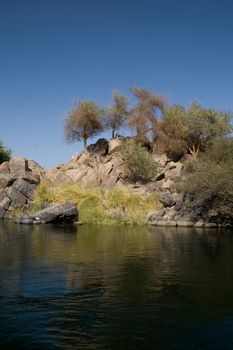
184,102,232,158
0,140,11,163
155,102,232,160
182,138,233,201
33,183,159,225
33,182,55,207
128,87,165,139
155,105,188,160
106,92,128,138
121,139,157,183
64,100,103,150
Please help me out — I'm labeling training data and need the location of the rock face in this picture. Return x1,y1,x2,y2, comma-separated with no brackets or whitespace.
2,137,232,227
44,138,126,187
16,201,78,224
0,157,44,219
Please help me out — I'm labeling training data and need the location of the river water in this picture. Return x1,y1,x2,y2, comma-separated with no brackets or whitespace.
0,222,233,349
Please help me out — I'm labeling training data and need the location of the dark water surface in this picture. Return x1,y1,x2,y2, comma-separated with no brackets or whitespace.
0,222,233,350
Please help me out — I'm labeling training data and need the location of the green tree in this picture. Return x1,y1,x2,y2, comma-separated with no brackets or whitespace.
64,100,104,151
155,104,188,160
156,102,232,160
128,87,165,141
0,140,11,164
185,101,232,158
106,92,128,138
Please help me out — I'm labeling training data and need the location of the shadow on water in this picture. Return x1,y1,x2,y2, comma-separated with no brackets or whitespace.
0,221,233,349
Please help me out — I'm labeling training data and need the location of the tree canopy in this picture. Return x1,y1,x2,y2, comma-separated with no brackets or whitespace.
128,87,165,141
156,102,232,159
64,100,103,150
106,92,128,138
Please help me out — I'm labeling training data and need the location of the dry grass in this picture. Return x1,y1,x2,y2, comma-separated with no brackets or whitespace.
33,183,159,225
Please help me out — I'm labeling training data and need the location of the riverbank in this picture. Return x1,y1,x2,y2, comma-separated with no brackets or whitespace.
0,137,233,227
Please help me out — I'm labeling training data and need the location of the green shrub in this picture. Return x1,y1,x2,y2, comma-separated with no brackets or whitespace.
121,139,157,183
0,140,11,164
182,138,233,201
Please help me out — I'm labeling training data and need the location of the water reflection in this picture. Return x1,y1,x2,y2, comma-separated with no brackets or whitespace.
0,222,233,349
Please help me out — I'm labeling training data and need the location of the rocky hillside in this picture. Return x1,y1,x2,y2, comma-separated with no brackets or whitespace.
0,137,232,226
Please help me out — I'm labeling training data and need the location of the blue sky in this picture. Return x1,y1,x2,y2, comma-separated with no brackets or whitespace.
1,0,233,168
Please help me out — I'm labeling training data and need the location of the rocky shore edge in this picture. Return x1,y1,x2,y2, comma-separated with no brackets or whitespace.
0,137,232,227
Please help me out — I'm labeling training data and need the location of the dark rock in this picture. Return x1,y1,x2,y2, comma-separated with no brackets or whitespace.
159,192,177,208
0,197,11,210
34,202,77,223
0,206,6,219
155,171,165,181
146,209,166,223
16,202,78,224
7,187,27,208
174,213,197,222
175,193,185,211
12,179,36,199
87,138,108,156
0,189,6,202
166,148,185,162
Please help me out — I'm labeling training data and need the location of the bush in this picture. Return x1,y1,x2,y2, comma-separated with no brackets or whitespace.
182,138,233,201
121,139,157,183
0,140,11,164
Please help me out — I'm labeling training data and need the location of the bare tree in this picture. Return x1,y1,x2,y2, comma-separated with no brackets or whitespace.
64,100,103,151
106,92,128,138
128,87,165,140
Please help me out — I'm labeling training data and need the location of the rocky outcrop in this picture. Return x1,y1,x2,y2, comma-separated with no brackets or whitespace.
2,137,231,227
16,201,78,224
44,138,126,187
87,138,109,156
0,157,44,219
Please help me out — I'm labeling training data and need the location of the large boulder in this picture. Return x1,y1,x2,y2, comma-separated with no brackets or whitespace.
16,201,78,224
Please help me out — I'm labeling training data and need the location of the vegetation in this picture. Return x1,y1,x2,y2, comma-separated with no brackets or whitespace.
64,88,231,163
64,100,104,151
128,87,165,141
157,104,188,160
106,92,128,138
120,139,157,183
156,102,232,160
33,183,159,225
182,138,233,202
0,139,11,164
184,102,232,158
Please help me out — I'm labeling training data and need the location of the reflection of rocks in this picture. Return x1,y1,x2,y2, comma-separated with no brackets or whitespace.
16,201,78,224
0,157,43,219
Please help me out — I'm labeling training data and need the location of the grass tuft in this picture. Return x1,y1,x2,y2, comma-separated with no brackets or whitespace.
32,183,159,225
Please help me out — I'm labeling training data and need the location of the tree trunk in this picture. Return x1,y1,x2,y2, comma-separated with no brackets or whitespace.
188,144,199,160
83,137,88,151
112,129,115,139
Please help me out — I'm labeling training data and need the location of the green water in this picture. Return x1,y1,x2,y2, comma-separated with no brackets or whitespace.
0,221,233,349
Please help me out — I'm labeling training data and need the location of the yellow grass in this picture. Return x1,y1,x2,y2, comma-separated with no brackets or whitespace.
33,183,159,225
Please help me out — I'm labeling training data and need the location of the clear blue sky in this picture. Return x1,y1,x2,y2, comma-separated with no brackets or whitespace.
1,0,233,168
